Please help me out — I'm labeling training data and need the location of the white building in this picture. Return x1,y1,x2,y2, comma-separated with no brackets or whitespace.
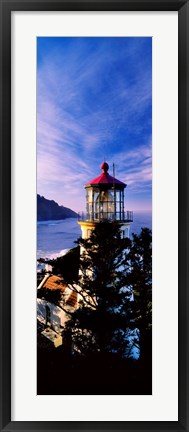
37,274,78,347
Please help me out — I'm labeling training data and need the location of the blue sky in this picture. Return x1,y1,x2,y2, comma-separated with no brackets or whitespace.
37,37,152,213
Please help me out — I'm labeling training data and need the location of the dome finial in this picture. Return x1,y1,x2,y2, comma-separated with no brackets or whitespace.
100,161,109,173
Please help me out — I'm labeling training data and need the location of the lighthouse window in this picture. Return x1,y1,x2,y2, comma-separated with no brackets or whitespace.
94,190,99,198
86,188,93,202
93,189,122,220
85,184,126,221
116,190,120,201
89,189,93,201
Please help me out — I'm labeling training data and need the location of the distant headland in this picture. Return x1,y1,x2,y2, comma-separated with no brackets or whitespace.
37,194,78,221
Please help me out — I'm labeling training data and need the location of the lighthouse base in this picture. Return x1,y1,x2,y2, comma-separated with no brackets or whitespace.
78,220,131,240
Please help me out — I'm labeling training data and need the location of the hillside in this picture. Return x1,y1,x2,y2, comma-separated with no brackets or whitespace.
37,194,78,221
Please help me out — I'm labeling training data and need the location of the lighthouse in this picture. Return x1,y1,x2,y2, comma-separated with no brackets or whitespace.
78,161,133,239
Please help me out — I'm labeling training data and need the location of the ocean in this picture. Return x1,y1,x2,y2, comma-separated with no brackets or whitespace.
37,211,152,260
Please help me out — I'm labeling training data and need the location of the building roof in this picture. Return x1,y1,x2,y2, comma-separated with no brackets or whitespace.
38,274,78,309
42,275,67,292
85,161,126,188
66,290,78,308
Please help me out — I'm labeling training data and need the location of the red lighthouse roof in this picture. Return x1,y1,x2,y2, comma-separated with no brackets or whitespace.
85,162,126,188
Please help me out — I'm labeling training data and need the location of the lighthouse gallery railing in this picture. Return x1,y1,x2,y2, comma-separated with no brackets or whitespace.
78,210,133,223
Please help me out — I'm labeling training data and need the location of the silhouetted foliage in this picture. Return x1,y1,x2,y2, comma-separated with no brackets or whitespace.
49,246,80,283
64,222,134,358
37,287,63,305
126,228,152,362
37,224,152,395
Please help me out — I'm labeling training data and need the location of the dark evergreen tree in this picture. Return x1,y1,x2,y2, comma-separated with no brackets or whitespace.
126,228,152,362
48,246,80,283
64,221,133,359
37,225,152,395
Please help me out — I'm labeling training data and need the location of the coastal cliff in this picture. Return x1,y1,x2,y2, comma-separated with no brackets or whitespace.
37,194,78,221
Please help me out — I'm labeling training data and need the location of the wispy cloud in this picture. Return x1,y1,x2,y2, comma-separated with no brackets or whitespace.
37,37,152,211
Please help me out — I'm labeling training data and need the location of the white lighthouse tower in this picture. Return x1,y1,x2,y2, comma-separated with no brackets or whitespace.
78,161,133,239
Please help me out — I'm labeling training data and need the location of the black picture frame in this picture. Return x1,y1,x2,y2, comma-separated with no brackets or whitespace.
0,1,189,431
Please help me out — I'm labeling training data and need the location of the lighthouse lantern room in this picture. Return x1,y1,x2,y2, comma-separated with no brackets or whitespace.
78,162,133,240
